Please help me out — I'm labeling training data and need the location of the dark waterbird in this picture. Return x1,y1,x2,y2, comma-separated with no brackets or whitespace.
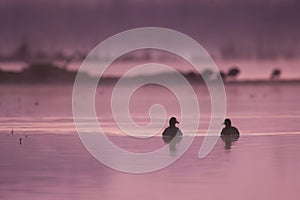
162,117,183,138
227,67,240,80
162,117,183,153
221,118,240,149
270,69,281,80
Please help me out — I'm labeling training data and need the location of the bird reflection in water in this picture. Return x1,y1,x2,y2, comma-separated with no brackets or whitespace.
162,134,183,153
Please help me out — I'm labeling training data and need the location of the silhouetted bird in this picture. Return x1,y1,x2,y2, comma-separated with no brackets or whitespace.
162,117,183,138
221,118,240,149
270,69,281,80
227,67,240,80
221,118,240,138
162,117,183,153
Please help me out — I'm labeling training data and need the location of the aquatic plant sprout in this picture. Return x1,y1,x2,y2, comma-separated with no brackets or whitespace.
72,27,226,173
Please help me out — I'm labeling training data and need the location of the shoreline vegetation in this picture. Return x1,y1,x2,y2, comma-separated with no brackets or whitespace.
0,61,299,85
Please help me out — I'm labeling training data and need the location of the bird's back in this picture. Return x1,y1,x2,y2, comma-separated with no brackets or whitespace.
162,127,182,137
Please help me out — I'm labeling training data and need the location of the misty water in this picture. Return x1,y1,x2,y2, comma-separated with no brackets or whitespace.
0,83,300,200
2,59,300,80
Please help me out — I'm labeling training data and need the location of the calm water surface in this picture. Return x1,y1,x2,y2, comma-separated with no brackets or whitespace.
0,83,300,200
